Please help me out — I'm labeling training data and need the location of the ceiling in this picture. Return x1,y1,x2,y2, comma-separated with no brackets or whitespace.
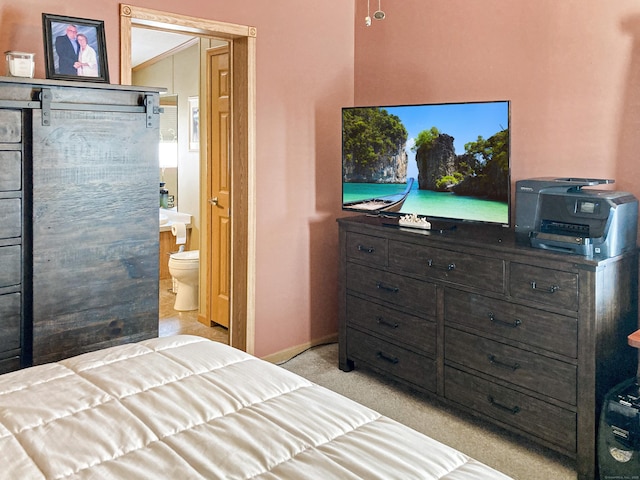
131,28,197,67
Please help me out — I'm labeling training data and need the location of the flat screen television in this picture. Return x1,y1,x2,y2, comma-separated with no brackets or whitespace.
342,100,511,227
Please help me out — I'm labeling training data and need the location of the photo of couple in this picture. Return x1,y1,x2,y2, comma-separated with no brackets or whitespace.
54,23,99,77
42,14,109,83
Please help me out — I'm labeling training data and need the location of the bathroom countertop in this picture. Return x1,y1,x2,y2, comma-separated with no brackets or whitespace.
159,209,192,232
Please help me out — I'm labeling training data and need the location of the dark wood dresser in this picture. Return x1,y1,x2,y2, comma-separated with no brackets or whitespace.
338,215,638,480
0,77,161,368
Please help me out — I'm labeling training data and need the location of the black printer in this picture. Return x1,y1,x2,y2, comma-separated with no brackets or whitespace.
515,177,638,257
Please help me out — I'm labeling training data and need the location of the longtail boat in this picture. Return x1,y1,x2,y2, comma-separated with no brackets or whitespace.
344,177,414,213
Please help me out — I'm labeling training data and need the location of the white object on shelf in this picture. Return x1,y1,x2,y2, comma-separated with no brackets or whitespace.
5,51,35,78
398,213,431,230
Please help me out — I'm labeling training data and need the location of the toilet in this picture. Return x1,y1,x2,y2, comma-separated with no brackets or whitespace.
168,250,199,311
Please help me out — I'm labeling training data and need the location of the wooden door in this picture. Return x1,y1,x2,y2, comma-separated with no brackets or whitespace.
207,46,231,328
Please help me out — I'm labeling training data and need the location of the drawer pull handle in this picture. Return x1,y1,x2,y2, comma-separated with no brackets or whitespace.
376,282,399,293
487,354,520,371
530,281,559,293
357,244,375,254
487,395,521,415
376,351,399,364
377,317,399,329
488,312,522,329
427,259,456,271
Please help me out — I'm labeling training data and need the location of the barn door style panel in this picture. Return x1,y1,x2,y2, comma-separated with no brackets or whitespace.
29,87,161,364
0,79,162,367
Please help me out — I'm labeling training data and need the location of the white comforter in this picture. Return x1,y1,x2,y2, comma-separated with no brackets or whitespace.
0,335,512,479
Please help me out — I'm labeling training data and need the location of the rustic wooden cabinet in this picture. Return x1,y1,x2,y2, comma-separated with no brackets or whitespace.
338,215,638,480
0,77,161,367
0,109,26,374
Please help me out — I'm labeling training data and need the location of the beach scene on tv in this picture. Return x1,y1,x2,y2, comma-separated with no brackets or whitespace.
342,101,510,225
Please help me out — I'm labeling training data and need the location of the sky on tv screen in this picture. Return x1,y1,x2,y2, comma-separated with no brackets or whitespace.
383,101,509,179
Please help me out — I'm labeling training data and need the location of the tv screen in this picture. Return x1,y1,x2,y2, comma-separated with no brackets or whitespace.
342,100,510,226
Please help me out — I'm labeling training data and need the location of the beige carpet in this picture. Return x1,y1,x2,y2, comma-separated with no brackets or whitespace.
280,342,577,480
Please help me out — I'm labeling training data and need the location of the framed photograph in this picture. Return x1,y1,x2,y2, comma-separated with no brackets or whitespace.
42,13,109,83
189,96,200,151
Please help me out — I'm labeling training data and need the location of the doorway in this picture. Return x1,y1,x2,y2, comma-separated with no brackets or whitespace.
120,4,256,353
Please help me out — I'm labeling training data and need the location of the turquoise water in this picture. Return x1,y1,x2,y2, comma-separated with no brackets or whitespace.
343,182,508,224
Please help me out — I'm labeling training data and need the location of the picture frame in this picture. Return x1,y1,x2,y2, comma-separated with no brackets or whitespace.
42,13,109,83
188,96,200,151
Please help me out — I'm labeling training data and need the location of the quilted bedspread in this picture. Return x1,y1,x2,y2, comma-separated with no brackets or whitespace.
0,335,512,479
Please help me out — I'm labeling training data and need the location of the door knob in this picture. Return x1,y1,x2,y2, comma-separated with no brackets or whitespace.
209,197,219,206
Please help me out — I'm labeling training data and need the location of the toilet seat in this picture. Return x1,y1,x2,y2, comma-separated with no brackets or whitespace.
169,250,199,262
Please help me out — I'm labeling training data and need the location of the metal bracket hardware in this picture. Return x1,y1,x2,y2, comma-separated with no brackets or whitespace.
0,89,154,127
0,99,41,109
40,88,52,126
144,93,161,128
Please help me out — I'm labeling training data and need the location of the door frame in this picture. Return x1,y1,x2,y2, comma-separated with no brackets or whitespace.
120,4,256,353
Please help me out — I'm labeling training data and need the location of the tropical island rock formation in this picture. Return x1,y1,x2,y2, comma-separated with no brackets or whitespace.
415,131,509,201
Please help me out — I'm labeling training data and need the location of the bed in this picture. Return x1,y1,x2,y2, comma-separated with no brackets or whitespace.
0,335,512,479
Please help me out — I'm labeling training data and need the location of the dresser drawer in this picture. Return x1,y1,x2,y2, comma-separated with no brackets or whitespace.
0,293,20,352
0,151,21,191
347,294,436,356
347,327,436,392
0,198,21,239
445,328,577,405
0,356,20,375
346,232,387,266
444,289,578,358
347,262,436,315
0,110,22,143
445,367,576,452
510,263,578,311
0,245,21,288
389,241,505,293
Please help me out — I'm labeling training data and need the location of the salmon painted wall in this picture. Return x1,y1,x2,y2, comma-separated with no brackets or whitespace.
0,0,354,357
353,0,640,213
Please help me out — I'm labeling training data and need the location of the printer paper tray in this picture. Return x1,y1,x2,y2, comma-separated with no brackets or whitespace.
530,231,593,255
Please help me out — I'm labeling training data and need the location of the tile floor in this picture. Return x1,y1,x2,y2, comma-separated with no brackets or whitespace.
158,279,229,344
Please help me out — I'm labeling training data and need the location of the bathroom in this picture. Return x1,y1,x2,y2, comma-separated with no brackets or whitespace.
132,30,227,343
